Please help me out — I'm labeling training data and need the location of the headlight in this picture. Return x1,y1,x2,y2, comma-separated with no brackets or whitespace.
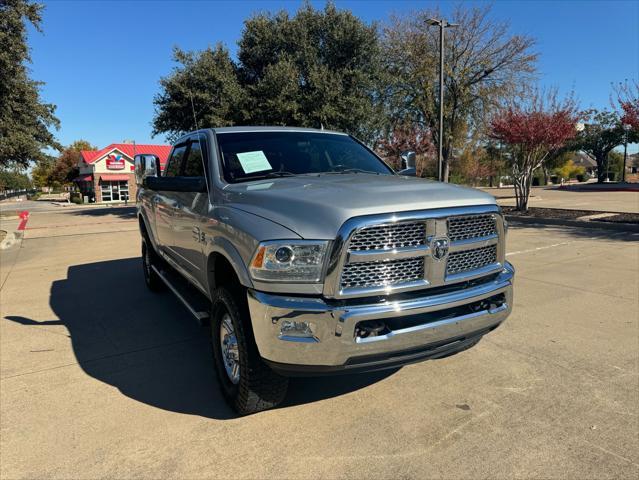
249,241,329,283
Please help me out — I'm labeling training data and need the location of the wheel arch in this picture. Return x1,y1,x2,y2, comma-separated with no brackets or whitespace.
206,239,254,293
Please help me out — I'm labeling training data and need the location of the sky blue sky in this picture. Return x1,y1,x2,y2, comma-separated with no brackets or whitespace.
28,0,639,151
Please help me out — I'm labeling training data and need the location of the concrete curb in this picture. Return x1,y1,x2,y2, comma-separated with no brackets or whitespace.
505,215,639,233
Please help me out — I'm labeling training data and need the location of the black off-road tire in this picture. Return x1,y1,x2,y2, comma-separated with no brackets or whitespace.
210,286,288,415
141,237,164,292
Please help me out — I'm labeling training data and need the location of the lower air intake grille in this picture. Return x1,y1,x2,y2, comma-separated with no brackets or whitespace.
447,245,497,275
340,258,424,290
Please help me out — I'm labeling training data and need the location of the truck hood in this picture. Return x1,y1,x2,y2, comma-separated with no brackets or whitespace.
222,174,497,239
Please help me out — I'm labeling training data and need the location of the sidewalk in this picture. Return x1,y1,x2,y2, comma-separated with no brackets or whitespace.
481,186,639,214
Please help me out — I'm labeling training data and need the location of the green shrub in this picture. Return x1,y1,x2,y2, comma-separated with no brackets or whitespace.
554,160,585,180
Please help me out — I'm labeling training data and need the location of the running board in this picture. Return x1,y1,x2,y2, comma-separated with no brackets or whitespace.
151,265,210,325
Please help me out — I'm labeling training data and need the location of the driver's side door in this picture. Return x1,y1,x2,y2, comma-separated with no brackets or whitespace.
171,135,210,290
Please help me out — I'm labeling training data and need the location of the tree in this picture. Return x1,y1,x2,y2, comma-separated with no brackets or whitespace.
482,141,507,187
30,157,53,189
572,109,637,183
239,3,384,142
48,140,95,186
540,148,571,185
614,80,639,131
153,3,385,144
375,123,433,173
455,145,494,186
0,0,60,168
0,167,31,192
152,45,245,143
381,5,537,182
490,89,578,211
607,150,624,181
554,159,584,181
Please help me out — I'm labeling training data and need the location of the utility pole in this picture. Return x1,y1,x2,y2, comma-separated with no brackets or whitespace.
426,18,458,182
622,123,631,183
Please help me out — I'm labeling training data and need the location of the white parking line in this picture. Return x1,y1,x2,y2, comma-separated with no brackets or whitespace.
506,230,637,257
506,241,576,257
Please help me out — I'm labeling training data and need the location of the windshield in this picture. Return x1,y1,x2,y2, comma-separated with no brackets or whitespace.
215,131,394,183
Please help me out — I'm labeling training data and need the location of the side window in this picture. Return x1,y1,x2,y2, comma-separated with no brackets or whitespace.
183,140,205,177
164,144,188,177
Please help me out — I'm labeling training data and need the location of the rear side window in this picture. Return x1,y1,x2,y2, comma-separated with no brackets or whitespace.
164,145,187,177
183,140,204,177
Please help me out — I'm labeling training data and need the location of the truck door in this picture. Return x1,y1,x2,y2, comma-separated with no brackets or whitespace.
155,142,188,262
171,135,210,289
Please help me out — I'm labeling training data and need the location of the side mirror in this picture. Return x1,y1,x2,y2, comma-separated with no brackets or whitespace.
398,167,417,177
398,151,417,176
146,176,207,193
400,151,416,169
134,154,161,184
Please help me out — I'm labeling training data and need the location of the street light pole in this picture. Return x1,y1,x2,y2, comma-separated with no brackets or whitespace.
426,18,458,182
622,123,631,183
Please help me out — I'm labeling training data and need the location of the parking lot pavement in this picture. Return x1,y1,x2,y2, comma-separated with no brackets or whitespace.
484,186,639,213
1,209,638,479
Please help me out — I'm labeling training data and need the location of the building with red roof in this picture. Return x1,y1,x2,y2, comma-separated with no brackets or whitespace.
74,142,171,203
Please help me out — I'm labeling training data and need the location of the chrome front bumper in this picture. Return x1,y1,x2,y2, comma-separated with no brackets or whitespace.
247,262,514,374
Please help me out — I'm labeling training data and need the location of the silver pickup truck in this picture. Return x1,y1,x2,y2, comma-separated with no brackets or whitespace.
135,126,514,415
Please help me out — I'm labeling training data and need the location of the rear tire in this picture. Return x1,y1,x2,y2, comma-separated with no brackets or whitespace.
141,237,164,292
210,286,288,415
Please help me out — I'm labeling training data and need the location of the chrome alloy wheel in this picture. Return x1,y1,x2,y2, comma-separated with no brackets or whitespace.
220,313,240,385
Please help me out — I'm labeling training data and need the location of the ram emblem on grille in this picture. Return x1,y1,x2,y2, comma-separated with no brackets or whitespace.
430,237,449,261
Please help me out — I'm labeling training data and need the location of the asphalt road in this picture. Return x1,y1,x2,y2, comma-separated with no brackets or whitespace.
1,207,638,479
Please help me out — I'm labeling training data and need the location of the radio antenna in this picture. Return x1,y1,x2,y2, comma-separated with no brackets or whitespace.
186,78,211,199
189,90,199,131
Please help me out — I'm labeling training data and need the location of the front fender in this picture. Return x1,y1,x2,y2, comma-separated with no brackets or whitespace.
207,237,254,289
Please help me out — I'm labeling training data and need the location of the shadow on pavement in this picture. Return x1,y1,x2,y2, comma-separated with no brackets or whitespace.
509,222,639,242
66,206,137,220
4,257,394,419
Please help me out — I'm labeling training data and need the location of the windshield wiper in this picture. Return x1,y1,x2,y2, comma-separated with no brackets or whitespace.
234,171,297,183
322,168,381,175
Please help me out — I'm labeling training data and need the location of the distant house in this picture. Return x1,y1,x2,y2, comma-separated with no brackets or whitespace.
74,142,171,203
626,153,639,183
567,151,597,176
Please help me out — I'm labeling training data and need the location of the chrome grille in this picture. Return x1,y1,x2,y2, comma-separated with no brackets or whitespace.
447,245,497,275
447,215,496,242
332,209,503,298
348,222,426,251
340,258,424,290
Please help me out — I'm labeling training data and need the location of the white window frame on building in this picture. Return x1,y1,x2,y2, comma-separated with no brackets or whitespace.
100,180,129,202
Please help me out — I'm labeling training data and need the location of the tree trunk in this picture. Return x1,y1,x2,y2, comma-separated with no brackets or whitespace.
542,166,549,186
596,152,608,183
442,160,450,183
442,142,452,183
513,173,532,212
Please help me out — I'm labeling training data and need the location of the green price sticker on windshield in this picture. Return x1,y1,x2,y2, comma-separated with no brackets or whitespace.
237,151,272,174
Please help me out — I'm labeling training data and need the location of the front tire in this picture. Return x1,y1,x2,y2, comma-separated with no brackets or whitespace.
210,286,288,415
141,237,164,292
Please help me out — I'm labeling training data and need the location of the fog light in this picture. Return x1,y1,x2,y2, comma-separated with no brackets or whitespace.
280,320,314,338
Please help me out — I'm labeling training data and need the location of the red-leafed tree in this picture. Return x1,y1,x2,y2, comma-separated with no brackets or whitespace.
490,89,579,211
376,123,434,175
48,140,96,186
615,80,639,131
